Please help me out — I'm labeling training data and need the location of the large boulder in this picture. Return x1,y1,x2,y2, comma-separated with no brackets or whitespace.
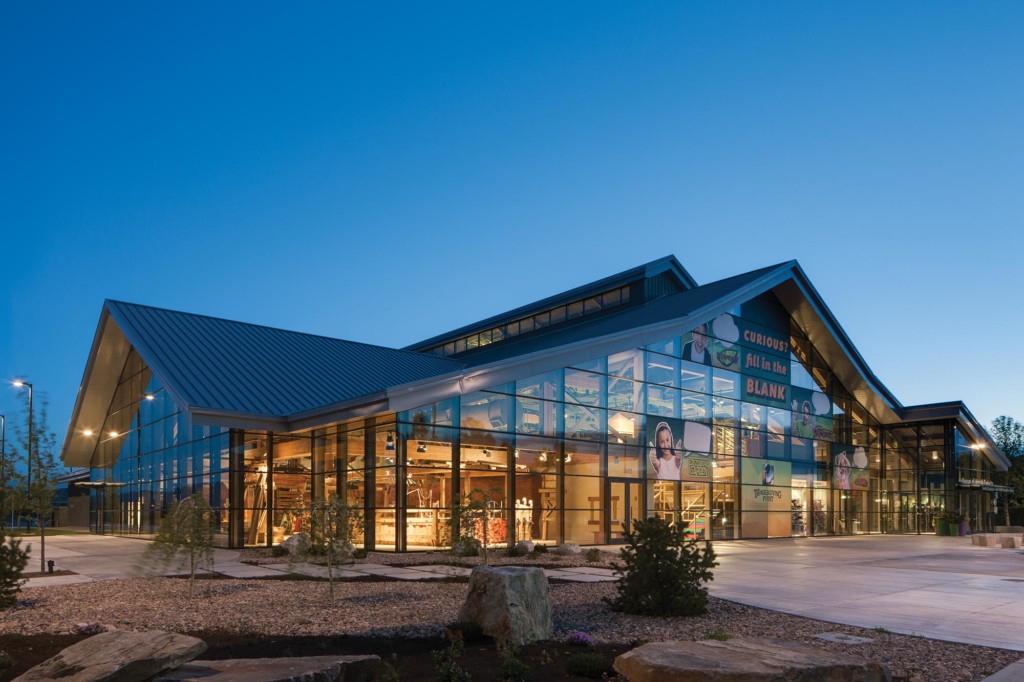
153,654,381,682
15,630,207,682
281,532,311,556
457,566,552,645
614,638,891,682
552,543,582,555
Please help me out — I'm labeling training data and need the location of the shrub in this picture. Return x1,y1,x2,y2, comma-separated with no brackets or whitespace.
532,544,549,554
705,627,728,641
564,651,614,679
142,494,214,599
585,548,602,562
0,537,28,609
505,545,525,558
0,650,13,672
566,630,597,647
447,620,485,643
271,545,288,558
604,516,717,617
432,631,471,682
352,548,368,559
497,639,529,682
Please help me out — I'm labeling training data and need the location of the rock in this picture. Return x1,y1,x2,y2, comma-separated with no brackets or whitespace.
451,536,482,557
613,638,891,682
14,630,207,682
552,543,582,555
281,533,311,556
153,655,381,682
457,566,552,645
515,540,535,553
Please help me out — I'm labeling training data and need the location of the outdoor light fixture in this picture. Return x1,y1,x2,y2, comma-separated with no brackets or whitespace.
385,432,395,451
83,429,94,437
144,394,155,401
109,431,119,438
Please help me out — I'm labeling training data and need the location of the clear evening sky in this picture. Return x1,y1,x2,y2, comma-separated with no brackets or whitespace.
2,3,1022,457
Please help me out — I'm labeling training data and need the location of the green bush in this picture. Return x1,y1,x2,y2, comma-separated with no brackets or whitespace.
0,537,29,609
432,631,471,682
498,640,529,682
604,516,717,617
705,627,729,641
564,651,614,679
271,545,288,558
505,545,525,558
352,548,368,559
585,548,601,562
532,544,549,554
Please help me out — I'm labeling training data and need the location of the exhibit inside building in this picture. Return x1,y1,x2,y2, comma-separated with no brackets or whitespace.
59,256,1010,549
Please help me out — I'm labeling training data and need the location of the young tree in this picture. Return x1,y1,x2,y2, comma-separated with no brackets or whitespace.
304,496,364,604
0,537,29,609
451,487,502,565
7,394,59,573
991,416,1024,459
142,493,214,598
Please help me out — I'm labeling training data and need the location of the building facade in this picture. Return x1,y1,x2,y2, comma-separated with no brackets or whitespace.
60,256,1009,549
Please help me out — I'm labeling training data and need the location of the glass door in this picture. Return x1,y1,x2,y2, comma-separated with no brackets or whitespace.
608,478,643,543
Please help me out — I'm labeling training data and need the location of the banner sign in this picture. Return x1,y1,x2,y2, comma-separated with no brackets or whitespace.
646,416,712,482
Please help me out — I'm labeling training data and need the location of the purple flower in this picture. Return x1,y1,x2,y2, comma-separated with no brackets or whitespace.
567,630,596,647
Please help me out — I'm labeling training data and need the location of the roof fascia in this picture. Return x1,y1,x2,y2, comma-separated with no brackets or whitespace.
386,263,796,413
775,265,902,420
104,302,196,423
60,307,130,468
278,392,390,432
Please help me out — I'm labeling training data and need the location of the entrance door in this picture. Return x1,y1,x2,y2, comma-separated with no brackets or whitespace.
608,479,642,543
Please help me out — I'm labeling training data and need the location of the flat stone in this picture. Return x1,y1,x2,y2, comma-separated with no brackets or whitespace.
153,655,381,682
457,566,552,645
552,543,582,555
15,630,207,682
814,632,875,645
614,638,891,682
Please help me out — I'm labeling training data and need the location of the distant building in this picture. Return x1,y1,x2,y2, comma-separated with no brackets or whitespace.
59,256,1007,548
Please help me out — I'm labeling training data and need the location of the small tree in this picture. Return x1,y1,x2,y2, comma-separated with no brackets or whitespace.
7,395,59,572
450,487,502,564
304,496,364,604
604,516,717,617
142,493,214,598
0,537,29,608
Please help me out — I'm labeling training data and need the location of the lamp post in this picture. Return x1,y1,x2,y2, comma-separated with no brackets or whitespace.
13,380,33,531
1,413,5,530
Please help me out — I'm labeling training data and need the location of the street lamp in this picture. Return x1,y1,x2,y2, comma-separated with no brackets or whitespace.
13,381,33,531
1,413,5,529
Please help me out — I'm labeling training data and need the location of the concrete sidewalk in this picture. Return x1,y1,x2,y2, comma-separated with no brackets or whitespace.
707,534,1024,651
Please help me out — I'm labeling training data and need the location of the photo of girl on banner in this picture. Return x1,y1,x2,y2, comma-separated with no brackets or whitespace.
646,417,712,481
833,445,870,490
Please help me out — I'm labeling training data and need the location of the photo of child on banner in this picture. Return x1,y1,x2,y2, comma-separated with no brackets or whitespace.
833,445,870,490
646,417,712,481
791,387,833,441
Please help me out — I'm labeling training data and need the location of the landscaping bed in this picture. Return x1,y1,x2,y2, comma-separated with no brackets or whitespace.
0,577,1018,681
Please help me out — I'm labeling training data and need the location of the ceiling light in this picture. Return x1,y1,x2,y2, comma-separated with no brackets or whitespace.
385,432,396,451
539,452,548,462
83,429,94,437
109,431,119,438
144,394,155,401
482,448,491,457
416,443,427,453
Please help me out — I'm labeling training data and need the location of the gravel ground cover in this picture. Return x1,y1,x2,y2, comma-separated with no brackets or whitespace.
2,577,1018,681
238,547,621,568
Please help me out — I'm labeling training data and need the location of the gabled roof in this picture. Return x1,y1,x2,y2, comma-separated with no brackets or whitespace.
404,255,697,353
61,301,466,465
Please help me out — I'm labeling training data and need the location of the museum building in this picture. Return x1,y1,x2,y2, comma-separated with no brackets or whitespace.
59,256,1009,549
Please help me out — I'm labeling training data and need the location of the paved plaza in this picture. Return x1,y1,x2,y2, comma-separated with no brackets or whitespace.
19,532,1024,651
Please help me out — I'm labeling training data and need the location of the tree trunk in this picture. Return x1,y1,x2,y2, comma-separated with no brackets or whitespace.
38,515,46,573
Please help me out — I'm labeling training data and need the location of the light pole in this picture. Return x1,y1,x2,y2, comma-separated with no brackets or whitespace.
13,380,33,531
1,413,5,530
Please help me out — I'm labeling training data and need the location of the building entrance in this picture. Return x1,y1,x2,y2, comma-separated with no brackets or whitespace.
608,478,642,542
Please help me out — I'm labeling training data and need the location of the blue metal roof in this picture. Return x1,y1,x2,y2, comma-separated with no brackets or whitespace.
105,300,467,418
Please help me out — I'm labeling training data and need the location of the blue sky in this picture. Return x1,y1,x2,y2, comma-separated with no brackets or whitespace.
2,2,1022,454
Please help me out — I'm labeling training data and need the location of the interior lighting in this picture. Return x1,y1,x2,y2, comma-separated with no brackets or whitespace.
482,448,491,457
932,451,939,460
539,452,548,462
416,443,427,453
514,449,519,459
564,452,573,463
385,432,396,451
